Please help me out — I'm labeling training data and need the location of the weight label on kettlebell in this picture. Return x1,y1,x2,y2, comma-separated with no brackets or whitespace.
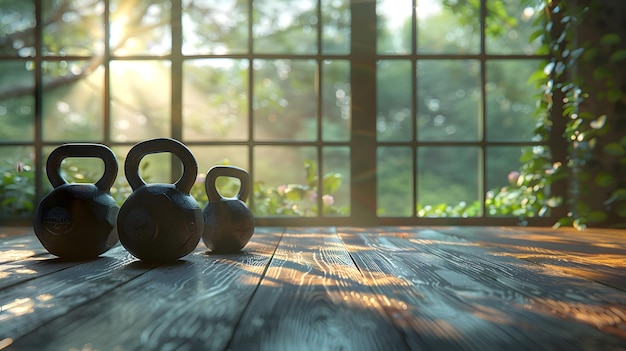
125,208,156,241
43,207,73,235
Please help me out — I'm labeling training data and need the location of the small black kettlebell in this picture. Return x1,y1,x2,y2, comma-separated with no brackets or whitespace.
202,165,255,253
117,138,203,261
33,144,120,260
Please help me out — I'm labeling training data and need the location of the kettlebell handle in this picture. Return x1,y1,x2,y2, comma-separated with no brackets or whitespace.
205,165,250,202
47,144,118,191
125,138,198,194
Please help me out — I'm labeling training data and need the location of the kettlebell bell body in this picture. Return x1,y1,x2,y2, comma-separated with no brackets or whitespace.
117,138,203,261
33,144,119,260
202,165,255,253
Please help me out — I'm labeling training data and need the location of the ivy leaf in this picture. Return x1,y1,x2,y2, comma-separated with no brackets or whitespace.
589,114,607,129
604,188,626,205
573,218,587,231
609,50,626,63
284,185,306,201
604,142,625,156
607,89,623,103
594,172,614,188
529,29,544,43
594,67,611,80
527,69,547,85
546,196,561,207
304,160,317,186
616,202,626,218
600,33,621,45
587,210,608,223
322,173,342,195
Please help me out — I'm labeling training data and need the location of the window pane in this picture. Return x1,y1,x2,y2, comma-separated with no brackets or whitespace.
321,0,350,55
417,146,481,216
377,60,412,142
189,145,249,204
253,146,318,217
183,59,249,141
42,61,104,141
486,60,540,141
253,59,317,141
110,0,171,56
110,60,171,142
182,0,248,55
486,146,523,191
417,0,480,54
0,61,34,142
58,156,105,187
42,0,104,56
486,146,551,217
486,146,522,216
0,146,35,219
377,147,412,217
377,0,412,54
253,0,317,54
417,60,481,142
48,145,131,205
322,60,350,142
40,145,109,201
0,1,35,57
113,146,172,185
323,147,350,217
486,0,544,55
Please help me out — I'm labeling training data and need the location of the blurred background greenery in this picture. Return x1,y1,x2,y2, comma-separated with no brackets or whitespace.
2,0,624,227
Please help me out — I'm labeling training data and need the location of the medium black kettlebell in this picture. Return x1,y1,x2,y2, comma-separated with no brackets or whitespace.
117,138,203,261
202,165,255,253
33,144,120,260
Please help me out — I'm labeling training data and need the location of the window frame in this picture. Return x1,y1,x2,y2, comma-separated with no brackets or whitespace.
0,0,564,226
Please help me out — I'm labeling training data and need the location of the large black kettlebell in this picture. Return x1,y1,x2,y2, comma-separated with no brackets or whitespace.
202,165,255,253
33,144,120,260
117,138,203,261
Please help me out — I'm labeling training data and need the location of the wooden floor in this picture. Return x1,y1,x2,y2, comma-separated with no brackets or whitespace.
1,226,626,350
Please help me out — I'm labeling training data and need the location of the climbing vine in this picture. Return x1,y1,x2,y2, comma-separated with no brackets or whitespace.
521,0,626,228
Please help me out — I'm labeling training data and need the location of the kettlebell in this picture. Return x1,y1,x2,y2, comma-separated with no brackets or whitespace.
33,144,120,260
117,138,203,261
202,165,255,253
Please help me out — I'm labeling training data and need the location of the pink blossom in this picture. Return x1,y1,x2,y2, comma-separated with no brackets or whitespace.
507,171,520,186
322,194,334,206
277,185,287,195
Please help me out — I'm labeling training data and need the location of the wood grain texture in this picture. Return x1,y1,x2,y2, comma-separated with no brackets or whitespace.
437,226,626,291
338,227,626,351
6,227,283,351
1,226,625,351
0,244,155,342
229,227,410,351
0,230,48,264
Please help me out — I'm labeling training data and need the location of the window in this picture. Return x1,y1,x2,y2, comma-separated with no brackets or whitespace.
0,0,555,226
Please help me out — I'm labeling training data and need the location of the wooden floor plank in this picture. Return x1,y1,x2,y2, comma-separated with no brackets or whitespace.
0,231,48,264
0,254,81,290
0,227,34,240
0,244,156,342
228,227,410,351
0,230,118,290
6,227,283,351
338,227,626,351
437,226,626,291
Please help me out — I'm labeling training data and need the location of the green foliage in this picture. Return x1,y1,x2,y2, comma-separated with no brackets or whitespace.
4,0,624,227
252,160,349,217
0,159,35,218
18,157,347,218
495,0,626,229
